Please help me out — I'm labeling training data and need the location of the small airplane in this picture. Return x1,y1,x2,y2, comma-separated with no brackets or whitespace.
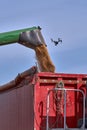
51,38,62,46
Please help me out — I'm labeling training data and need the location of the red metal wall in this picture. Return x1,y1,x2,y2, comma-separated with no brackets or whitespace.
34,72,87,130
0,83,34,130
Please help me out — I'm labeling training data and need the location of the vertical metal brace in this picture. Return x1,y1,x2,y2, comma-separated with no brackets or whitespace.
64,89,66,130
46,91,50,130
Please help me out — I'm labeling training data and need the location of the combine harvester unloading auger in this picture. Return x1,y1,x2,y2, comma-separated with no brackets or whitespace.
0,26,55,73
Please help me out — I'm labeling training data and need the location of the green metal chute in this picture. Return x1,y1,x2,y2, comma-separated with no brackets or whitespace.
0,26,38,46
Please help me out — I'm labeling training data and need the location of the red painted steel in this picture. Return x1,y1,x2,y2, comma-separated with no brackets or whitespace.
0,69,87,130
34,72,87,129
0,83,34,130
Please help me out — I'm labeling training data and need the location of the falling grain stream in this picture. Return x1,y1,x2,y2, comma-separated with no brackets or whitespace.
35,44,55,72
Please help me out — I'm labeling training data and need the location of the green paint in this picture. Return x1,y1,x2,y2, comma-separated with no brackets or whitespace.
0,26,38,46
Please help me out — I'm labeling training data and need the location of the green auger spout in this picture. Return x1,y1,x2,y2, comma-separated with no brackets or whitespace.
0,26,46,49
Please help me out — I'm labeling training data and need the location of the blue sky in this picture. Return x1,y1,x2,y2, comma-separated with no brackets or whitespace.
0,0,87,84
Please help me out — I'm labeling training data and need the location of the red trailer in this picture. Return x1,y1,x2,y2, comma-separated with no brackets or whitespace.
0,66,87,130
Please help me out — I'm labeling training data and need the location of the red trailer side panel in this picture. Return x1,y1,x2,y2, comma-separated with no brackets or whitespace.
34,72,87,129
0,78,34,130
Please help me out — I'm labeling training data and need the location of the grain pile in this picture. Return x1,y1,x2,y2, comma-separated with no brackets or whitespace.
34,44,55,72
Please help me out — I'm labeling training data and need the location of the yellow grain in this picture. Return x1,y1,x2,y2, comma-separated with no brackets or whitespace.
35,44,55,72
